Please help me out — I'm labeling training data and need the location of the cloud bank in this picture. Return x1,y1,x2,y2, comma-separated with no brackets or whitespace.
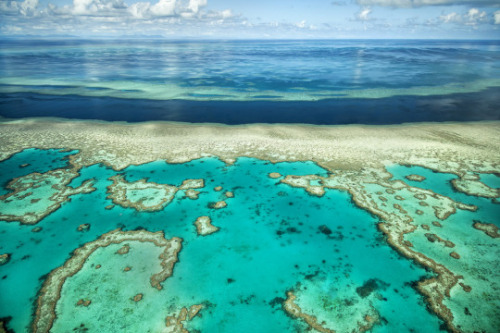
440,8,489,25
0,0,240,36
356,0,500,8
0,0,498,38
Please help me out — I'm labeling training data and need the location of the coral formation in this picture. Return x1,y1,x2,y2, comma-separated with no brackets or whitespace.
472,221,499,238
0,254,10,266
0,169,95,224
209,201,227,209
279,166,495,333
406,174,426,182
0,120,498,333
194,216,219,236
32,229,182,333
107,176,204,212
165,305,203,333
283,291,379,333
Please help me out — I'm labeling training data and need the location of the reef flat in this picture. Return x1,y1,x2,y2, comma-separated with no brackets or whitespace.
0,118,498,171
0,118,498,333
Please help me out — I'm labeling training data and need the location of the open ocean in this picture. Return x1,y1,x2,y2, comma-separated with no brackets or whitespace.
1,39,500,124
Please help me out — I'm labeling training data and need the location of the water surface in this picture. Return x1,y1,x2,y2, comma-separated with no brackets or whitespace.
1,39,499,124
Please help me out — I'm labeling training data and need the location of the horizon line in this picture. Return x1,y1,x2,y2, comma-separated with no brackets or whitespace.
1,35,500,41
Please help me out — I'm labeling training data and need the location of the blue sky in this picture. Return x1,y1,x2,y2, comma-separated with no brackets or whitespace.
0,0,499,38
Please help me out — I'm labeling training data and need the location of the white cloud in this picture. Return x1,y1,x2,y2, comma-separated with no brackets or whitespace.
357,7,372,21
72,0,127,16
220,9,231,19
187,0,206,14
296,20,306,28
0,0,497,37
128,2,150,18
0,0,39,16
356,0,500,8
0,0,235,36
495,10,500,24
73,0,93,15
0,1,21,15
466,7,488,23
127,0,209,19
440,12,460,23
20,0,38,15
0,0,209,18
292,20,318,30
440,8,488,25
150,0,176,16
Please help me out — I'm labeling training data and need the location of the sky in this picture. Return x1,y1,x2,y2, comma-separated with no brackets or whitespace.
0,0,499,38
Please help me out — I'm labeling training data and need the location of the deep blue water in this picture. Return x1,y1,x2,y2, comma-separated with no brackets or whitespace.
1,39,500,124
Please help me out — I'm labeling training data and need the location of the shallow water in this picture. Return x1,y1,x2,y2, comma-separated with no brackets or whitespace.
387,164,499,223
0,149,438,332
1,149,499,332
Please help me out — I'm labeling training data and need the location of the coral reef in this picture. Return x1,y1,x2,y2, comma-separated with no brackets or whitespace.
165,305,203,333
107,176,204,212
194,216,219,236
32,229,182,333
0,169,95,224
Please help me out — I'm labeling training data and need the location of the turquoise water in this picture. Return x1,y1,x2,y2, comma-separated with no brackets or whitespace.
0,148,75,196
0,149,448,332
387,164,500,226
479,173,500,190
386,164,500,332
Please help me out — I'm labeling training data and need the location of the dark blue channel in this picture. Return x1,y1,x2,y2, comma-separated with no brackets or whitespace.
1,88,499,124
